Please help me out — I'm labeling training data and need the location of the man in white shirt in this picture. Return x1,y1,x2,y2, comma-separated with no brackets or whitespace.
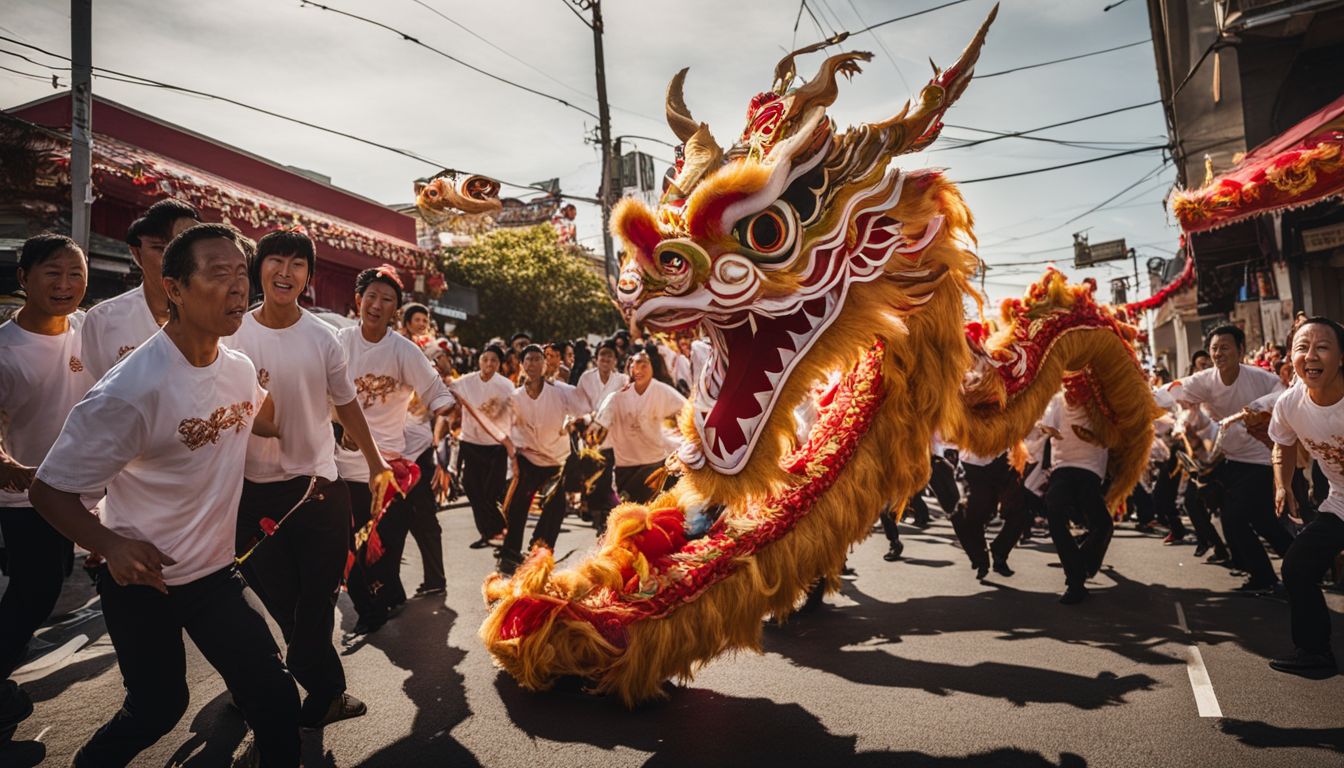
0,234,93,742
1173,324,1290,592
951,447,1028,581
81,198,199,379
498,345,589,575
576,340,628,530
591,350,686,505
1041,388,1112,604
30,223,300,767
1268,318,1344,678
452,345,516,548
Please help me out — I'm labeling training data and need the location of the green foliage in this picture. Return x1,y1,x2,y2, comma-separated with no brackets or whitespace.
439,224,619,346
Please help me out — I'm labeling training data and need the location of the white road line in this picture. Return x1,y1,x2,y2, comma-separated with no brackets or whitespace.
1174,601,1222,718
35,726,51,742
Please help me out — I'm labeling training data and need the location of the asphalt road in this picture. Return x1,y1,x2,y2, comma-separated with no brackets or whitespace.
3,501,1342,767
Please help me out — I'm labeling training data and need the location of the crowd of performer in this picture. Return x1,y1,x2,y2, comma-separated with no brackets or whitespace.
0,199,1341,764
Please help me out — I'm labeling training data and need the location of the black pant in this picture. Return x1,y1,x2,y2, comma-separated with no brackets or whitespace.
404,448,445,589
614,461,665,505
236,478,348,719
76,566,298,767
1282,513,1344,656
584,448,620,530
952,456,1027,568
1152,455,1185,536
928,455,962,514
501,455,567,561
460,441,508,539
1184,479,1225,551
0,506,72,680
1214,461,1294,584
1045,467,1113,588
346,481,410,622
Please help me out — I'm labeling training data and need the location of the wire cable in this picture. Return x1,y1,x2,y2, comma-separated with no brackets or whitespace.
956,145,1167,184
975,39,1150,79
932,100,1163,152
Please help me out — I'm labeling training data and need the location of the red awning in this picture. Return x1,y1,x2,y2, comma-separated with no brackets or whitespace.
1171,93,1344,233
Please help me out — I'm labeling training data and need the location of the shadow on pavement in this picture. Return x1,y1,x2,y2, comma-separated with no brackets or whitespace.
0,739,46,768
494,675,1087,767
1218,718,1344,752
348,597,478,768
169,691,248,767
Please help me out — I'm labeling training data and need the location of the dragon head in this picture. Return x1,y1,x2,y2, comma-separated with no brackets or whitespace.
612,6,996,484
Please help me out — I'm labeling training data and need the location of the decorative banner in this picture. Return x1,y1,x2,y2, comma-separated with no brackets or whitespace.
1124,248,1194,313
1171,93,1344,234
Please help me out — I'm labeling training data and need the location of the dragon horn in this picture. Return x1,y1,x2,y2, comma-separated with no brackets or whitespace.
788,50,873,115
664,68,723,195
873,2,999,156
771,32,849,92
666,68,703,144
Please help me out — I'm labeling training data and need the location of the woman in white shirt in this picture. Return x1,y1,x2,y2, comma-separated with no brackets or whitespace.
1041,389,1111,605
336,267,456,635
0,234,93,739
228,229,387,727
1267,317,1344,678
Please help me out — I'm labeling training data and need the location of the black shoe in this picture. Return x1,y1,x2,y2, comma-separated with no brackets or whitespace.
1234,578,1279,594
1194,542,1210,558
468,538,492,549
975,564,989,580
1059,585,1089,605
992,560,1014,577
301,692,368,729
352,614,387,636
0,681,33,742
414,583,446,597
1269,650,1339,679
911,518,930,530
497,550,523,576
1205,548,1231,565
884,542,904,562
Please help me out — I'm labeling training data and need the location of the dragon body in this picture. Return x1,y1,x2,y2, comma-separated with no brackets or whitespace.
480,5,1160,706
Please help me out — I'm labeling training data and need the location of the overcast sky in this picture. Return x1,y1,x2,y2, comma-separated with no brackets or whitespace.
0,0,1181,305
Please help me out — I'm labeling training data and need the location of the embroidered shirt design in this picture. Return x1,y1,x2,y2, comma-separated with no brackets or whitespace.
69,356,84,373
355,374,399,407
258,368,271,388
117,345,136,360
1305,435,1344,479
178,401,255,451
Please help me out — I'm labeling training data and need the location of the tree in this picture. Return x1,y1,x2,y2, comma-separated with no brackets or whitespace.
439,224,619,346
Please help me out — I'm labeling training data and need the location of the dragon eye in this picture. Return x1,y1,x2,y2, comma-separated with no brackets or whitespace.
735,202,796,262
658,251,687,274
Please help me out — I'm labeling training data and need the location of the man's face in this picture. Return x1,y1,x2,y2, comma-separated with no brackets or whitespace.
544,347,561,371
19,247,87,317
522,350,545,380
595,347,616,373
258,252,309,307
512,336,530,353
356,281,399,331
132,235,168,280
628,353,653,385
1292,323,1341,391
1193,354,1213,372
1208,334,1242,374
167,238,249,337
564,345,575,368
408,312,430,336
478,351,500,376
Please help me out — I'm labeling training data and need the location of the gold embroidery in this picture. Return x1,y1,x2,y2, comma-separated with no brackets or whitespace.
257,368,270,388
355,374,400,407
69,356,84,373
117,345,135,359
177,401,255,451
1304,435,1344,479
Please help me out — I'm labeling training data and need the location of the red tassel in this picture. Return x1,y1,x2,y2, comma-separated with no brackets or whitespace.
343,550,355,582
365,528,384,565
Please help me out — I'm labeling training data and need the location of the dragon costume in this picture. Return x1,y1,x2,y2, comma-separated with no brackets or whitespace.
479,5,1159,706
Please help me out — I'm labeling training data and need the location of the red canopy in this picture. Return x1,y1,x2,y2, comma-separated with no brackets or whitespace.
1171,93,1344,233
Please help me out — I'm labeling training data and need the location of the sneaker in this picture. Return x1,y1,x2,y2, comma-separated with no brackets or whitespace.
301,692,368,730
1162,533,1188,546
992,559,1014,577
1059,585,1089,605
352,613,387,636
1268,650,1339,679
1194,542,1211,558
497,550,523,577
884,542,904,562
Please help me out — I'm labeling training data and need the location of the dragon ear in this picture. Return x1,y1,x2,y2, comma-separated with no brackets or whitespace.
611,198,663,269
867,2,998,157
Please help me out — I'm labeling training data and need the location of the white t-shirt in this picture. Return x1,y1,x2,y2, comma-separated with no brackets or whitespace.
334,326,455,482
453,371,515,446
595,380,687,467
225,310,356,483
36,331,266,585
1269,382,1344,521
1174,365,1283,464
577,368,629,449
80,285,163,380
0,313,94,506
510,381,587,466
1042,392,1108,480
689,339,711,389
960,449,1000,467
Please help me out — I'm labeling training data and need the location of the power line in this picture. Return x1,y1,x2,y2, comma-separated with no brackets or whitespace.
0,38,599,204
298,0,601,120
956,145,1168,184
931,100,1163,152
844,0,911,92
978,161,1168,246
975,39,1150,79
938,124,1162,151
855,0,976,35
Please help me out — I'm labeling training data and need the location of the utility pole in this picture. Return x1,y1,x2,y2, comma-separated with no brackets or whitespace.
71,0,93,251
588,0,616,291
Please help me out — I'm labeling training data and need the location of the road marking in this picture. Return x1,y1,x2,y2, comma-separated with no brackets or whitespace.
35,726,51,742
1174,601,1222,718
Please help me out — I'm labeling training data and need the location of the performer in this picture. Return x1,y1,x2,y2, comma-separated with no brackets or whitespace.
81,198,199,379
336,266,456,635
1173,325,1289,592
497,345,588,575
0,234,93,743
227,228,387,727
399,303,433,348
1269,317,1344,678
576,340,629,531
452,345,515,548
400,371,446,597
30,223,300,767
1041,389,1111,604
590,349,687,504
951,447,1027,579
